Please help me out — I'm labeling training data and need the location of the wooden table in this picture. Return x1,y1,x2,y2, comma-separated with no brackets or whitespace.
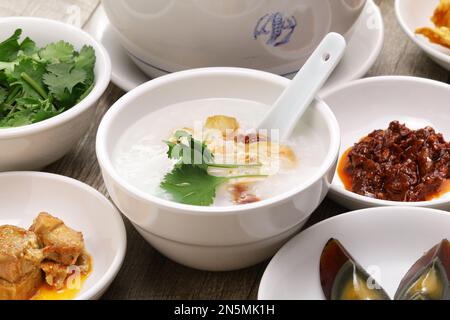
5,0,450,299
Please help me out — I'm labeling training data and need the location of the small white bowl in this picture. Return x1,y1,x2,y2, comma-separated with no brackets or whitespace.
322,76,450,210
0,17,111,171
396,0,450,70
96,67,340,271
259,206,450,300
0,172,126,300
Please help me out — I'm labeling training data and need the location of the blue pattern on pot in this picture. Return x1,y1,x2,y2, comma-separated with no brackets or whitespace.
254,12,297,47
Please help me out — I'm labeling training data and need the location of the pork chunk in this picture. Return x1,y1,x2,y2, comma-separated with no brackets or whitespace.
41,252,90,289
0,225,43,283
0,267,42,300
30,213,84,266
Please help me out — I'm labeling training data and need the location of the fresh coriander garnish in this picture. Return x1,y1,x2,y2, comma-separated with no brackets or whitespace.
0,29,96,128
160,131,267,206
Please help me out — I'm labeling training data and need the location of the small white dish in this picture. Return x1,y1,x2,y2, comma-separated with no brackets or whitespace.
322,76,450,210
396,0,450,71
0,172,126,300
96,67,340,271
0,17,111,171
259,206,450,300
85,0,384,94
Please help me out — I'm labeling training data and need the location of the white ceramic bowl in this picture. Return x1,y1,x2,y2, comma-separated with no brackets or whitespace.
102,0,366,78
396,0,450,71
0,17,111,171
259,206,450,300
322,76,450,210
0,172,126,300
96,67,340,271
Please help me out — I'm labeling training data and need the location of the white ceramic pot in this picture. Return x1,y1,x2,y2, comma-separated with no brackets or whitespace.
0,17,111,171
102,0,366,78
96,67,340,271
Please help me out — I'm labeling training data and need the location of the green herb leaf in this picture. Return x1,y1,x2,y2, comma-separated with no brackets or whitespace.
43,63,86,104
74,45,95,84
19,37,37,56
8,58,47,99
166,130,214,170
39,40,75,63
0,29,22,62
161,165,228,206
0,87,6,104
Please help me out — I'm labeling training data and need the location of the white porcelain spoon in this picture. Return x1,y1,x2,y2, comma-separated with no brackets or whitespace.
258,33,347,141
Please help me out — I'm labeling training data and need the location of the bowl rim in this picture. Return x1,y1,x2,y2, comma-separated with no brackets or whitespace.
323,75,450,207
0,171,127,300
96,67,341,215
0,16,112,138
395,0,450,65
258,205,450,300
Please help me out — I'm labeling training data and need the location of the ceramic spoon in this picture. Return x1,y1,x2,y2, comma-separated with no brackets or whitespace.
258,33,347,141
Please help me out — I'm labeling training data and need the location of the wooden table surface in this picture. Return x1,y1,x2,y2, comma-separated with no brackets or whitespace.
5,0,450,299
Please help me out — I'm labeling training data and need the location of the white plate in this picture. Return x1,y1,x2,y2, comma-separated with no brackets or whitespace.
0,172,126,300
322,76,450,211
84,0,384,94
396,0,450,71
259,206,450,300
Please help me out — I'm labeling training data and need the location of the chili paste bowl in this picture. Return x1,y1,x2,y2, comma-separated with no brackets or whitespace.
322,76,450,210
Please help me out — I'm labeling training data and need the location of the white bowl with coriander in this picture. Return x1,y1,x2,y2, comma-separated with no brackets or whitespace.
96,67,340,271
0,17,111,171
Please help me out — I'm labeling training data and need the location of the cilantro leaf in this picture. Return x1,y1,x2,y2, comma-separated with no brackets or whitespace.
39,41,75,63
8,58,47,99
166,130,214,170
161,165,228,206
0,87,6,104
74,45,95,84
0,29,22,62
19,37,37,56
43,63,86,105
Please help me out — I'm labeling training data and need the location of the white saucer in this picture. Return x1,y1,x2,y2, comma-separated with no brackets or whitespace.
84,1,384,93
258,206,450,300
396,0,450,71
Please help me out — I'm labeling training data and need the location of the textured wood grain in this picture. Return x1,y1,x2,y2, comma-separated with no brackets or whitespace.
0,0,99,27
4,0,450,300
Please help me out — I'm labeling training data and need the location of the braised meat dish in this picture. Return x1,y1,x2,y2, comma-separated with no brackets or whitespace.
0,213,90,299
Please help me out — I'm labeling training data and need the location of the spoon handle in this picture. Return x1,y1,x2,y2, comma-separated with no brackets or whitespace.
258,33,346,141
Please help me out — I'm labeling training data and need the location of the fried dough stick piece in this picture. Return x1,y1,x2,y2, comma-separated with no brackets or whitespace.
416,0,450,49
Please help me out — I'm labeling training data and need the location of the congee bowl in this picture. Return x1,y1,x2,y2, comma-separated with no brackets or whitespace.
96,67,340,271
0,17,111,171
322,76,450,211
102,0,367,78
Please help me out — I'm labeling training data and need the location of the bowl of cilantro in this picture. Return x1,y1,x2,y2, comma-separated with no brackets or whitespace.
0,17,111,171
96,68,340,271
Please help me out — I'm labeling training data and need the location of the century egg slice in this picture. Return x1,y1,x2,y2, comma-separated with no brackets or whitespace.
320,238,390,300
395,239,450,300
